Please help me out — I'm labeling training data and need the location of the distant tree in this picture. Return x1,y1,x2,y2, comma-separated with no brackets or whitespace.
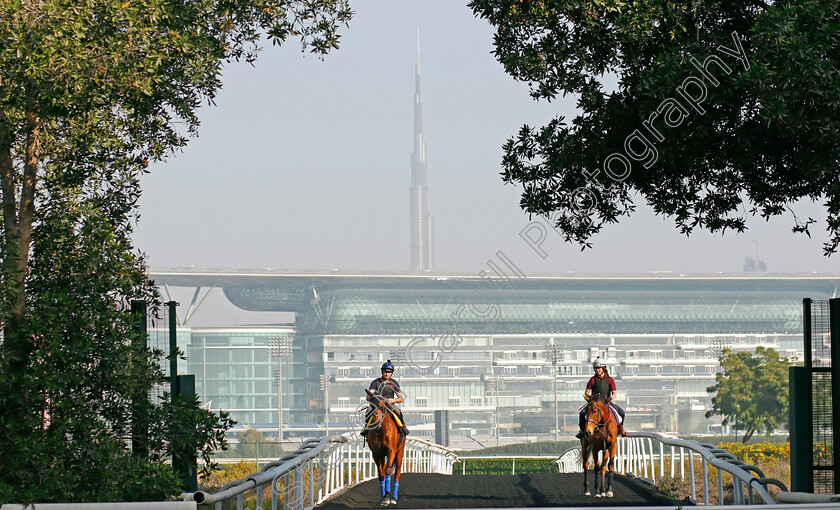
469,0,840,254
0,0,349,502
706,347,793,443
236,428,286,459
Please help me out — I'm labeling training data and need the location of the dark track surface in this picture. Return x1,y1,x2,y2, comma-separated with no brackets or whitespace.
317,473,690,508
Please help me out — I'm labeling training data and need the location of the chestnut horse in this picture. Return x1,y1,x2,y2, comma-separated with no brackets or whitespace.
580,394,619,497
364,389,406,506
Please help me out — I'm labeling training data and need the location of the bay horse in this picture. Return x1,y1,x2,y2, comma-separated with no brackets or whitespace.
364,389,406,506
580,394,619,497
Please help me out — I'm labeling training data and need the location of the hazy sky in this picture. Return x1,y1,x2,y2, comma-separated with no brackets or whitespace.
135,0,838,295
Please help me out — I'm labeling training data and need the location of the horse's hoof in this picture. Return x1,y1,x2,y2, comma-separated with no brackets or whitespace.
389,498,397,505
380,498,390,506
595,493,602,498
606,491,614,498
584,491,590,496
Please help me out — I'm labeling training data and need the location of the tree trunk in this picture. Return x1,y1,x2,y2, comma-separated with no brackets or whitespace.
0,99,40,374
0,108,21,339
741,428,755,443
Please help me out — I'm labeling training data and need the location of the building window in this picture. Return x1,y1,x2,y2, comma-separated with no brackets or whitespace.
337,367,350,376
421,413,434,423
449,396,461,406
338,397,350,407
470,396,483,406
529,366,541,376
504,366,516,375
448,366,461,376
361,367,372,378
416,397,428,408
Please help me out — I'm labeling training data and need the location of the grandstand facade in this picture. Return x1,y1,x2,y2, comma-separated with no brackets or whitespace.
153,270,839,439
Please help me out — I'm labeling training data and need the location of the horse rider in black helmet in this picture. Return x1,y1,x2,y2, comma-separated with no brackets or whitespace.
576,356,628,438
360,360,409,436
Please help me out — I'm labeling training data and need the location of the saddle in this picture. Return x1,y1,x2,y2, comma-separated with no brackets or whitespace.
607,405,622,425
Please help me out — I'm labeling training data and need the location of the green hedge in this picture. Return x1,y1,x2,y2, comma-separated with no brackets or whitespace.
453,458,557,475
454,440,576,457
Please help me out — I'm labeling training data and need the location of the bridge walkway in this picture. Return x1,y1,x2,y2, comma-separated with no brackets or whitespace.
317,473,688,508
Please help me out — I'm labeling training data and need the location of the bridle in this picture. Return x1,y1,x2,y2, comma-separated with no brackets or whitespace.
369,392,397,425
585,398,611,433
587,404,605,426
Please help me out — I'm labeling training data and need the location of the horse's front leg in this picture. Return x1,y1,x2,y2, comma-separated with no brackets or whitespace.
593,455,603,497
376,461,391,506
598,461,608,497
390,447,405,505
606,445,616,497
594,449,606,497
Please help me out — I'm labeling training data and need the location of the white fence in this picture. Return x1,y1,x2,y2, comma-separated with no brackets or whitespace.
555,432,789,505
185,434,458,509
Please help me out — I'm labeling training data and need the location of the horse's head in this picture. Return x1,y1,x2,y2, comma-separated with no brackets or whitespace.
364,389,391,434
583,395,608,439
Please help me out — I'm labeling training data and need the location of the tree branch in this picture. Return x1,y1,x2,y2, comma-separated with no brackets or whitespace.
19,103,40,281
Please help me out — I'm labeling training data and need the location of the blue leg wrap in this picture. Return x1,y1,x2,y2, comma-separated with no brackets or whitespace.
392,480,399,500
380,480,386,498
384,475,391,496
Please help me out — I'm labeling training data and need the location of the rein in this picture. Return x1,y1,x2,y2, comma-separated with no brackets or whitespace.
369,393,402,433
586,400,613,433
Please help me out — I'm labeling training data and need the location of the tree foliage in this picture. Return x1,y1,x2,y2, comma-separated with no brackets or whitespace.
0,131,238,502
705,347,793,443
0,0,350,502
234,428,287,459
470,0,840,254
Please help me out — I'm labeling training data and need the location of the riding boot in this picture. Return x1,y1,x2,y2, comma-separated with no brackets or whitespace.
618,424,628,437
396,411,409,435
575,411,585,439
360,409,373,436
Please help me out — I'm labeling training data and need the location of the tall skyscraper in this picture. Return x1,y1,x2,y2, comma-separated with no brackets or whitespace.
410,31,435,272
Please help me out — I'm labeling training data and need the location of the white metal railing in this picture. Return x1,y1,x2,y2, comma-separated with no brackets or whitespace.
184,434,458,509
555,447,583,474
554,432,785,505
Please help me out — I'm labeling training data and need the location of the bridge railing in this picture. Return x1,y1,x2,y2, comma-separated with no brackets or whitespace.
554,432,783,505
184,434,458,509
